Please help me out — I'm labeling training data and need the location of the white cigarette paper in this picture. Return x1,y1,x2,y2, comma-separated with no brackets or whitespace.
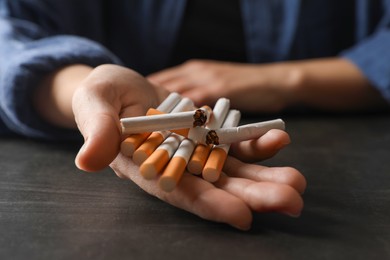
189,119,285,145
120,92,181,156
132,130,171,165
170,138,195,160
206,98,230,130
209,109,241,154
156,92,182,113
202,109,241,182
140,134,184,179
170,97,194,113
187,98,230,175
132,97,194,164
120,106,211,134
159,138,196,192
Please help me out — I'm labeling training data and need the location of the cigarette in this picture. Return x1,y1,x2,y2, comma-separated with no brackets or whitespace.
206,98,230,130
186,144,213,175
155,92,182,113
158,138,196,192
132,130,171,165
139,134,184,180
120,106,165,157
132,98,195,164
186,98,230,175
120,132,152,157
170,97,195,113
120,92,182,156
120,106,212,134
202,110,241,182
161,97,195,137
189,119,285,145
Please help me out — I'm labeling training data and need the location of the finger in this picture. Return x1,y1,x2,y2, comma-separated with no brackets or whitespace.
156,76,197,94
111,153,253,230
215,173,304,217
223,157,306,194
177,87,218,108
73,65,161,172
229,129,291,162
147,65,185,85
73,86,122,172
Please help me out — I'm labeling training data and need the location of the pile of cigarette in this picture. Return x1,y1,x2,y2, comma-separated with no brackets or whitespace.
120,92,285,192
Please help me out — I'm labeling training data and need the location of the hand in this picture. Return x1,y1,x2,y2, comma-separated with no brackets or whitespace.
71,64,306,230
72,64,167,171
147,59,295,113
110,129,306,231
148,58,389,112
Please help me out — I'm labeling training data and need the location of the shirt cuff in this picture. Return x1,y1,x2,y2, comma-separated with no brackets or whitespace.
341,30,390,102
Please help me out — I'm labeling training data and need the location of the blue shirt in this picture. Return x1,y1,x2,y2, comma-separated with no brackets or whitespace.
0,0,389,139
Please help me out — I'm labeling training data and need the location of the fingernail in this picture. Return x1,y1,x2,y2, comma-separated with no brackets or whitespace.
233,223,251,231
75,142,87,170
284,211,301,218
276,140,290,150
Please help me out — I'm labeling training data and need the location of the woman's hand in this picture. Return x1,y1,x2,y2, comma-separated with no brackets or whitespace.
72,64,167,172
147,59,297,113
110,129,306,231
50,63,305,230
148,58,388,112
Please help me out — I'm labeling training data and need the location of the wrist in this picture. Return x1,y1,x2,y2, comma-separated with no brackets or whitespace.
273,62,306,107
34,64,93,129
282,58,388,111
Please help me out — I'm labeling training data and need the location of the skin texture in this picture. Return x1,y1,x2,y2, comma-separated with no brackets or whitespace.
32,56,390,229
33,63,307,230
147,58,388,113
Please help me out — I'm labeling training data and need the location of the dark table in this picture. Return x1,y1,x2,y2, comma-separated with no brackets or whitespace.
1,114,390,260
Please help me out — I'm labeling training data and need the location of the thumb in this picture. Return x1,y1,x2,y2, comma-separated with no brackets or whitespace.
73,89,122,172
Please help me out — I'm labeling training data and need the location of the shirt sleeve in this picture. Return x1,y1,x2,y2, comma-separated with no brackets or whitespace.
341,1,390,102
0,1,122,140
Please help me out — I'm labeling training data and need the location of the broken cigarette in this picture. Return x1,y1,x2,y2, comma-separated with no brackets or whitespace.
187,98,231,175
188,119,285,145
120,106,212,135
202,109,241,182
120,92,182,156
131,97,195,164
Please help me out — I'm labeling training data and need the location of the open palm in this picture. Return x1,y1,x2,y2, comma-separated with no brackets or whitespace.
73,64,306,230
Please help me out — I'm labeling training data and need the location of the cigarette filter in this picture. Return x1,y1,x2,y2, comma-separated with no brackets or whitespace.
139,134,184,180
131,97,196,164
132,130,171,165
159,138,196,192
202,110,241,182
186,144,213,175
120,132,151,157
120,92,181,156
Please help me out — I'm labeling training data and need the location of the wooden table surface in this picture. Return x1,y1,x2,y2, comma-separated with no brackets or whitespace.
1,113,389,260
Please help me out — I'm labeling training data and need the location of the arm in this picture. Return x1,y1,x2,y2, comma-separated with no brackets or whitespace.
34,64,164,171
147,58,389,113
0,1,120,139
32,63,306,230
33,64,93,129
148,1,390,113
2,1,306,230
286,58,389,111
